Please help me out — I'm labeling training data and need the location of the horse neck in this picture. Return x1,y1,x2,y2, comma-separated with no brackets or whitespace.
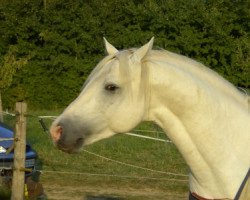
145,53,250,198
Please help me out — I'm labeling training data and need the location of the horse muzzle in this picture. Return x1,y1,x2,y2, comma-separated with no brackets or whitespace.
50,121,85,153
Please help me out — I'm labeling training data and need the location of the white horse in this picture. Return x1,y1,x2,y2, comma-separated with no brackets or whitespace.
50,38,250,200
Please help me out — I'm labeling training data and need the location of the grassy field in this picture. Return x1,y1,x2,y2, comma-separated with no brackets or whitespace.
2,110,189,199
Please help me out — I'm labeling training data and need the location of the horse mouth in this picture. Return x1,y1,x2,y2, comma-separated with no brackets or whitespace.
56,138,84,154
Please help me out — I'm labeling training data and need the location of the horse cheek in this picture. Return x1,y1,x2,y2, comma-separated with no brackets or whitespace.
107,103,142,133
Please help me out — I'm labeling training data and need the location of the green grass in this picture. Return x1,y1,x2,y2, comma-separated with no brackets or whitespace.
3,110,189,199
0,186,11,200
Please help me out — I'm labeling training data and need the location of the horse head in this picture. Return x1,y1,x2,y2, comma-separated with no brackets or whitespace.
50,38,154,153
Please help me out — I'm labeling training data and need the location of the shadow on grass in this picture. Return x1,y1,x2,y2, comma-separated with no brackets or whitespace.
86,195,123,200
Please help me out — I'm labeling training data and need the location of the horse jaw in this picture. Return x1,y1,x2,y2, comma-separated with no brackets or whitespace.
83,129,117,146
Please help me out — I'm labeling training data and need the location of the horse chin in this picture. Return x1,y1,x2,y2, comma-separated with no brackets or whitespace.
56,138,84,154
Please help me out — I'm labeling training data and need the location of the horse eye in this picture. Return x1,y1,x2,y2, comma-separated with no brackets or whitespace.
105,84,119,92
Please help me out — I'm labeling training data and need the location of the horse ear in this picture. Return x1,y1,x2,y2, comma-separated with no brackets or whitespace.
103,37,118,55
132,37,154,62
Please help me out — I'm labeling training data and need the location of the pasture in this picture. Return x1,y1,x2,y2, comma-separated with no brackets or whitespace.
2,110,189,199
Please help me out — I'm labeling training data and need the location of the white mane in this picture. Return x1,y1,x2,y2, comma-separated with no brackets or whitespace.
145,50,248,110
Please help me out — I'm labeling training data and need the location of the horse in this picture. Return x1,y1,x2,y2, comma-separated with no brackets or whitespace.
50,38,250,200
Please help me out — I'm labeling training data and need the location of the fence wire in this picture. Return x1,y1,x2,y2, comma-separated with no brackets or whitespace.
41,170,188,182
0,110,188,181
0,111,172,143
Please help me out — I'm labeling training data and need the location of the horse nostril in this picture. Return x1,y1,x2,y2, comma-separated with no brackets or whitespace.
50,125,63,142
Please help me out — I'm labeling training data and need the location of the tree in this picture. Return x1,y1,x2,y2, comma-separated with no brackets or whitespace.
0,0,249,109
0,45,30,121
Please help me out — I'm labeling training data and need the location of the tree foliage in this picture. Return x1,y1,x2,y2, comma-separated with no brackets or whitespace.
0,45,30,90
0,0,249,109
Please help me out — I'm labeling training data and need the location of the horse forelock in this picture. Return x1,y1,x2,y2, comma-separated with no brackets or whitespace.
116,49,151,103
116,50,132,86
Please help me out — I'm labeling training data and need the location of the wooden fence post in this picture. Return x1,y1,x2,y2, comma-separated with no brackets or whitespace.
11,102,27,200
0,91,3,122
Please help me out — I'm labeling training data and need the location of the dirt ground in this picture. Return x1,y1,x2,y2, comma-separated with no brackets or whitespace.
43,182,188,200
0,173,189,200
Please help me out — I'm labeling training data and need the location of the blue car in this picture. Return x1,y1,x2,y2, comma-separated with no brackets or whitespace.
0,122,37,177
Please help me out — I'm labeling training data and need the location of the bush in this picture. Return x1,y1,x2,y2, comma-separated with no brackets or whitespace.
1,0,249,109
